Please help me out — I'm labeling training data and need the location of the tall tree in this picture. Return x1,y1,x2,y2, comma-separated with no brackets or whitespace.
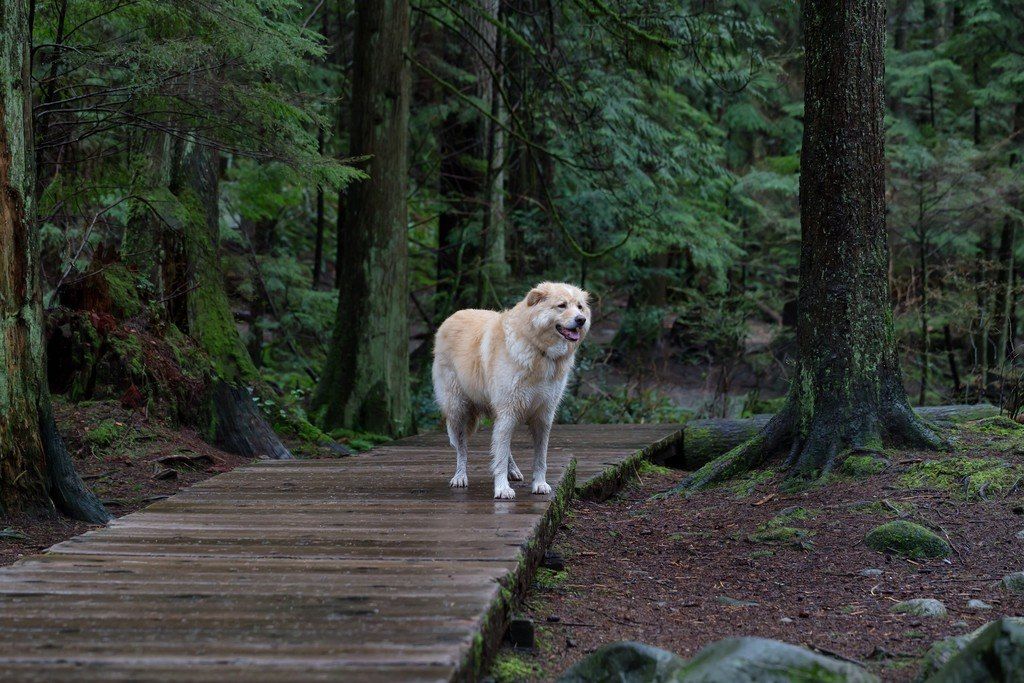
0,0,107,522
674,0,941,492
170,142,292,459
312,0,412,437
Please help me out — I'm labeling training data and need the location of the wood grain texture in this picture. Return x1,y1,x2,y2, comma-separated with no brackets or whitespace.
0,424,680,681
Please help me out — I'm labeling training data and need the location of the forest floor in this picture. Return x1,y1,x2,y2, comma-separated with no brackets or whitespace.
0,399,342,568
491,421,1024,682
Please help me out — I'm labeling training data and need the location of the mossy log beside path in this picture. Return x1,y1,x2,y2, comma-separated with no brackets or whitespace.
660,404,1000,470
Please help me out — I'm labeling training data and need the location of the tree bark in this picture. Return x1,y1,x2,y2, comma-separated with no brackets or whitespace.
172,143,291,459
1,0,108,522
312,0,412,437
672,0,941,493
312,127,326,288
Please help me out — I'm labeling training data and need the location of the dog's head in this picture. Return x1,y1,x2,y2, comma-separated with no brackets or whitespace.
520,282,591,349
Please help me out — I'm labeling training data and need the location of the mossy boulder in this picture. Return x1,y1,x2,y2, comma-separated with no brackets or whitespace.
864,521,951,559
556,641,687,682
891,598,947,618
674,637,877,682
917,630,980,680
925,618,1024,682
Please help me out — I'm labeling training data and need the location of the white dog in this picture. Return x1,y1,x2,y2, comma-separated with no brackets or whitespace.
432,282,591,499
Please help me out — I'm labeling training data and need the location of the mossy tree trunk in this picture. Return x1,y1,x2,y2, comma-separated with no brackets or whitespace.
673,0,941,493
0,0,108,523
172,143,291,459
311,0,413,438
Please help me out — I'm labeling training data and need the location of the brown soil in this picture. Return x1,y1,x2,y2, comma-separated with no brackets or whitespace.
503,432,1024,681
2,399,252,567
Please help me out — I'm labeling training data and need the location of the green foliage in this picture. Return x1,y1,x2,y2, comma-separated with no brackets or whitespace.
85,420,128,449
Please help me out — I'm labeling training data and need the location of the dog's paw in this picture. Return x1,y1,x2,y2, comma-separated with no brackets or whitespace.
531,481,552,495
494,484,516,499
508,465,524,481
449,473,468,488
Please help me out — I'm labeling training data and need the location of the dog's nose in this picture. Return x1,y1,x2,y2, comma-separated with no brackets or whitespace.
574,316,587,327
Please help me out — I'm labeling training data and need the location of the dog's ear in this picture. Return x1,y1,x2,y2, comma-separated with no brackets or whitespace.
526,288,546,306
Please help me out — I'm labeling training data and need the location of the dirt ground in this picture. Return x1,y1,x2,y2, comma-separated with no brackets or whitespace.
0,399,341,568
496,427,1024,682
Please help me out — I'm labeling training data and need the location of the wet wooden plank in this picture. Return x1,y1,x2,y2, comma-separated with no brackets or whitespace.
0,424,680,681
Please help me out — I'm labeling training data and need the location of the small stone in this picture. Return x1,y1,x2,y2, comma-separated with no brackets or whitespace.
859,568,883,577
1002,572,1024,594
780,617,794,624
716,596,759,607
1016,529,1024,541
952,621,969,629
892,598,948,618
542,550,566,571
565,636,576,649
547,615,561,623
507,617,535,649
967,599,993,611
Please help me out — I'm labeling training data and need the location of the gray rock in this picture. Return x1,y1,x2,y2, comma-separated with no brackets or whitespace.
558,638,879,683
859,568,883,577
1016,529,1024,541
674,637,878,682
556,641,687,683
1002,572,1024,594
917,632,978,680
779,617,794,624
716,596,759,607
926,618,1024,682
864,521,951,559
967,599,992,611
891,598,947,618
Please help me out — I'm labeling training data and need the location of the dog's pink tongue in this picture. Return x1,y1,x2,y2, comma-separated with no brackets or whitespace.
567,329,580,341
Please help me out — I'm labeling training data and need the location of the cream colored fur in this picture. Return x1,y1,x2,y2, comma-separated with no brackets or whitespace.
432,282,592,499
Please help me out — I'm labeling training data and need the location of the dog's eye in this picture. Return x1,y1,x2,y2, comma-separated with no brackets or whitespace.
557,302,567,309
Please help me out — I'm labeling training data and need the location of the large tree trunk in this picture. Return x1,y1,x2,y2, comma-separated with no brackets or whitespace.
172,143,291,459
311,0,412,438
673,0,941,493
1,0,107,523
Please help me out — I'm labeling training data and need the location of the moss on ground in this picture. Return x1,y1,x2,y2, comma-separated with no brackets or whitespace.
864,520,951,558
841,454,888,477
85,419,128,449
748,507,818,547
899,457,1024,500
534,567,569,590
637,461,674,476
730,468,775,497
491,652,542,683
327,428,391,452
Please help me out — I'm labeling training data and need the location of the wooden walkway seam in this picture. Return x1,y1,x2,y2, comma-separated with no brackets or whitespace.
0,424,681,682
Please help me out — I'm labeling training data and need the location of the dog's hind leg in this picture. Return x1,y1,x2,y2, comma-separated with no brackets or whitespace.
528,412,554,495
446,415,470,488
490,413,517,499
507,452,524,482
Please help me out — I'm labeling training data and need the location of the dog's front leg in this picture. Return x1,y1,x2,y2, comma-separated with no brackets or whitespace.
528,413,553,495
490,414,517,499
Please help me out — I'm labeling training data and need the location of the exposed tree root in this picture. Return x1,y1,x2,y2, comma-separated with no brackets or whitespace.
41,403,110,524
665,397,946,498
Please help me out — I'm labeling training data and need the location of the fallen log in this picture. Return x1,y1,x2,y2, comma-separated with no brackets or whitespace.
661,404,1000,469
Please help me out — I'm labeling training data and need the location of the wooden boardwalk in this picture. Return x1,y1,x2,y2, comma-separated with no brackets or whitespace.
0,424,680,682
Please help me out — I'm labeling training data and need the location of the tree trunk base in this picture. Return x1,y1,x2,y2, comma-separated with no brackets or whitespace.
41,403,110,524
665,402,991,496
211,383,292,460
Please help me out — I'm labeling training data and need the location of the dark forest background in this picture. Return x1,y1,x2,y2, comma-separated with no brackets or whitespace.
18,0,1024,455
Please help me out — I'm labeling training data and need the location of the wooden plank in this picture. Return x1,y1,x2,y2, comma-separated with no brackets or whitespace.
0,424,680,681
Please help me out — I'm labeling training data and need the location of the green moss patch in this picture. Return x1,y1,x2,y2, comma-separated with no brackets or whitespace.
490,652,541,683
636,461,674,476
729,468,775,497
748,507,818,547
864,520,951,558
534,567,568,589
327,428,391,452
899,457,1024,500
85,419,128,449
841,454,888,477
